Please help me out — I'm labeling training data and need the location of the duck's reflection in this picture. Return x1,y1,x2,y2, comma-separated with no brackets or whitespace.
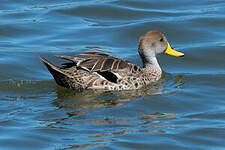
52,81,163,110
50,74,185,149
52,73,185,111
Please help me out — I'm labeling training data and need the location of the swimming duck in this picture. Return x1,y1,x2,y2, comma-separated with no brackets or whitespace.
41,31,184,90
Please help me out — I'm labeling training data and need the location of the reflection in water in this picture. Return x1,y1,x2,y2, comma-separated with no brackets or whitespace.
80,46,113,54
53,81,164,110
0,74,184,149
50,75,184,149
63,142,107,149
58,111,180,149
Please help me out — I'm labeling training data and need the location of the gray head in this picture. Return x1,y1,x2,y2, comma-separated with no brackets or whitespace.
138,30,184,67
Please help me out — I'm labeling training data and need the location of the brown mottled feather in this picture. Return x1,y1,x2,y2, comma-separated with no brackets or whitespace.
79,53,141,74
55,52,142,76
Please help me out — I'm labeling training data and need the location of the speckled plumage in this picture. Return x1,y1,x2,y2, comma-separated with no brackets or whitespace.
41,31,183,90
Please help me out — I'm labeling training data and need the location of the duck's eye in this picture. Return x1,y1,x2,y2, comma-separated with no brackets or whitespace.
160,38,163,42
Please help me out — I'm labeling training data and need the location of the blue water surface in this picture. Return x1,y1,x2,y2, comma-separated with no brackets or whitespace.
0,0,225,149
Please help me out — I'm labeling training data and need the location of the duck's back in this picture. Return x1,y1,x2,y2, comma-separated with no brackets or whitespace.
41,52,143,90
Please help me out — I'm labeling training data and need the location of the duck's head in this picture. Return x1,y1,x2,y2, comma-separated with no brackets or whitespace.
138,31,184,65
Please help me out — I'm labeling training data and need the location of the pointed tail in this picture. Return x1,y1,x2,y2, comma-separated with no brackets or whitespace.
40,56,71,88
40,56,60,73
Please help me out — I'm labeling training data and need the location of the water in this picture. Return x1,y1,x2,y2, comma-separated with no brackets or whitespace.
0,0,225,149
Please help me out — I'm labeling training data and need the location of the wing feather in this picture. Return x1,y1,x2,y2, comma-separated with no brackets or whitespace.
55,52,142,76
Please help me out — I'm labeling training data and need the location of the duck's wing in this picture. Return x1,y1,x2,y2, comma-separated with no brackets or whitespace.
56,52,142,76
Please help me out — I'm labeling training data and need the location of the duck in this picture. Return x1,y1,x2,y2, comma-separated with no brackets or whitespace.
40,30,184,90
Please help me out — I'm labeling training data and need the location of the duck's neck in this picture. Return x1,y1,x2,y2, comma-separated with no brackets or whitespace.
141,55,162,75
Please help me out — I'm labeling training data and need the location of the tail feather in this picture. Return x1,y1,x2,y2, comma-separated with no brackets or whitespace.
40,56,73,88
40,56,64,74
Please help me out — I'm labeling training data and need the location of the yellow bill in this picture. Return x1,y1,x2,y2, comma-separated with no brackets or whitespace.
165,43,184,57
